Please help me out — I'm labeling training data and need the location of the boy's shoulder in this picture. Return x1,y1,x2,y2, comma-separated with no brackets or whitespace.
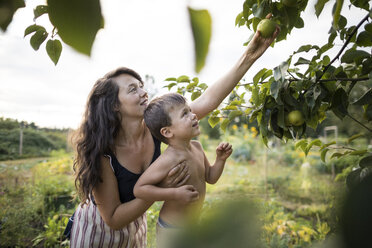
191,140,203,150
161,146,186,161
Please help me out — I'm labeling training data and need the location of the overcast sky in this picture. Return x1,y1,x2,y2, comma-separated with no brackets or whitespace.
0,0,365,129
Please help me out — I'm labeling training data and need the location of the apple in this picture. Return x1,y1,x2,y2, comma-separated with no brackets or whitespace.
287,110,305,126
257,19,277,38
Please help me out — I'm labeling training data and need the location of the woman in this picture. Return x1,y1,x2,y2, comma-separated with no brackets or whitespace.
69,22,279,247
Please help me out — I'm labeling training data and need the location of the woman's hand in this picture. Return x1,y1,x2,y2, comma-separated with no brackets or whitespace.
245,13,280,61
158,161,190,188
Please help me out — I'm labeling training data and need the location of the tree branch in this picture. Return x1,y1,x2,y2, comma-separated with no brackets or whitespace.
288,77,369,82
347,113,372,133
328,145,356,151
316,13,370,82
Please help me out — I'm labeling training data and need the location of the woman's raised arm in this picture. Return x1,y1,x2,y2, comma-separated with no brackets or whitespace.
190,15,279,120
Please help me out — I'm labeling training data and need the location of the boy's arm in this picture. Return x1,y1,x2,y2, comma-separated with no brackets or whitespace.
134,154,199,203
201,142,233,184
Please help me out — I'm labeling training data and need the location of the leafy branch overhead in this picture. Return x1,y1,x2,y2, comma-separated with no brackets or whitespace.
165,0,372,189
4,0,104,65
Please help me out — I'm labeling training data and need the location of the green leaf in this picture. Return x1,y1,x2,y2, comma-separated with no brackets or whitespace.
296,44,319,53
294,17,304,28
191,91,201,101
320,141,336,149
352,89,372,105
356,31,372,47
228,110,243,121
164,82,176,90
47,0,103,56
295,139,308,150
177,75,190,83
359,155,372,168
24,24,46,37
294,57,310,66
347,133,364,143
305,139,322,155
270,81,281,100
188,7,212,73
365,23,372,33
315,0,330,17
46,39,62,65
350,0,370,11
321,148,329,162
165,77,177,81
208,116,220,128
331,152,344,159
220,119,230,132
332,0,344,30
224,105,238,110
338,15,347,29
349,149,368,156
328,31,337,44
198,83,208,90
30,29,48,51
33,5,48,19
362,58,372,75
331,88,348,120
186,81,198,90
253,68,267,85
235,12,244,26
0,0,25,31
341,49,370,64
273,62,288,81
277,106,285,129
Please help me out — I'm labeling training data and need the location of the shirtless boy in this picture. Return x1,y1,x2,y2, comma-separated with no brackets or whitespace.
134,93,232,247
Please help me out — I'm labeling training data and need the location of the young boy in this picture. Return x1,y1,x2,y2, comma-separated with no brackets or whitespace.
134,93,232,247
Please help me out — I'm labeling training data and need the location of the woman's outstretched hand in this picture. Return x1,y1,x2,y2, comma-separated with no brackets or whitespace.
246,13,280,61
159,161,190,188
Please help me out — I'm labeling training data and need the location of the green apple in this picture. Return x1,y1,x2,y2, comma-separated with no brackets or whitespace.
288,110,305,126
257,19,277,38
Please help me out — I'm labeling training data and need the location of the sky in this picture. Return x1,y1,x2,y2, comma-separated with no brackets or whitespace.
0,0,365,129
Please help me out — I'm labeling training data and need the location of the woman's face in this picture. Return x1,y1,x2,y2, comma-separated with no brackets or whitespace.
115,74,148,118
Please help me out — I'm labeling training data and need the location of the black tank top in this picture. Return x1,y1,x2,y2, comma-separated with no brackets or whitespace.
106,135,161,203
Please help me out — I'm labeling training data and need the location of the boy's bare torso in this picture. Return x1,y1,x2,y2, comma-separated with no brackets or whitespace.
159,140,206,226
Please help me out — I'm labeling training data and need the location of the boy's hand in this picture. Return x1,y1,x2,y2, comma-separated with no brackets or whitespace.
175,185,199,204
216,142,233,161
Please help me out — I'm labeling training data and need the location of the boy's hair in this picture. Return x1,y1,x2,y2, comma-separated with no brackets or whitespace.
144,93,187,144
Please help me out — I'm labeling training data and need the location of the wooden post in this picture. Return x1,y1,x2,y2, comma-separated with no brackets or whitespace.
324,126,338,179
19,122,24,156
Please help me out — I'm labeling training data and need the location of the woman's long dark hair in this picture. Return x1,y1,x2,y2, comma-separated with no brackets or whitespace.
73,67,143,205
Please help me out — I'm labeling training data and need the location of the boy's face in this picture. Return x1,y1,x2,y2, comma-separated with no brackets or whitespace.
167,103,200,140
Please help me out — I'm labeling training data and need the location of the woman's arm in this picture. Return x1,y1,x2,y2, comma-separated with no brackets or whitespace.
190,15,279,120
93,156,153,230
134,154,199,203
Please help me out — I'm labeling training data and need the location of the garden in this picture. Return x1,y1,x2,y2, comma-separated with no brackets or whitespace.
0,124,361,247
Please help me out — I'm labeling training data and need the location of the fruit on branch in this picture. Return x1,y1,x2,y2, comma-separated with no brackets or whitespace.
287,110,305,126
257,19,277,38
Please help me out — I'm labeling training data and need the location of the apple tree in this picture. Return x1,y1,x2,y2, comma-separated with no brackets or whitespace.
163,0,372,189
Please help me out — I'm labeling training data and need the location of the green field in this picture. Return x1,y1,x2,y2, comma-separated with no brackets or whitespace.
0,132,345,247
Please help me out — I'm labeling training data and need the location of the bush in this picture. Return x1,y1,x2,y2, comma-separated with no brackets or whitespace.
0,156,76,247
